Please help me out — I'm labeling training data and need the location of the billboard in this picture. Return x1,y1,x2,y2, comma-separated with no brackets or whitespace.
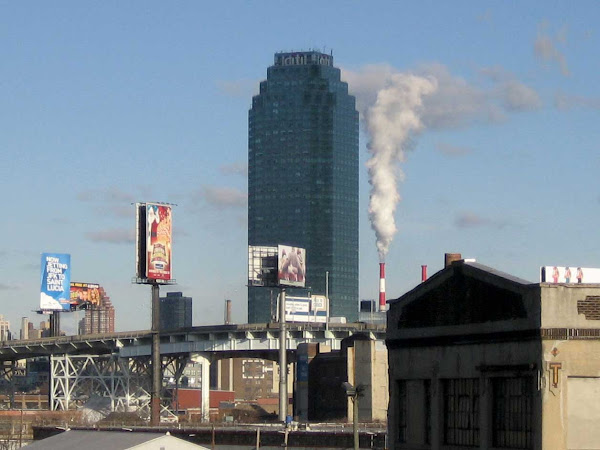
136,202,173,281
70,282,102,309
541,266,600,284
284,295,327,323
278,245,306,288
40,253,71,311
248,246,278,287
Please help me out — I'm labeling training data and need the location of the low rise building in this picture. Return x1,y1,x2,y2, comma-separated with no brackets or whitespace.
387,256,600,450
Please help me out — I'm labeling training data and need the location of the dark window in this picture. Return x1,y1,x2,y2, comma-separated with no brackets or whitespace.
492,377,533,449
443,378,480,447
424,379,431,444
397,380,407,443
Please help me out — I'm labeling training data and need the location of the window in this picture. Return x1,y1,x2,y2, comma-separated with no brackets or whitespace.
492,377,533,449
443,378,480,447
397,380,407,443
424,379,431,445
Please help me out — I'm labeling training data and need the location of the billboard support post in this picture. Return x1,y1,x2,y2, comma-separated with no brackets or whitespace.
49,312,60,338
279,288,287,422
151,282,161,426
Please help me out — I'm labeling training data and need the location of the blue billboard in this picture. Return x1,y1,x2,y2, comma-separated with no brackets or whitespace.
40,253,71,311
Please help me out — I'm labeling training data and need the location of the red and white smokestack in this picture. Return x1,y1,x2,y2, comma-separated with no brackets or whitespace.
379,262,386,311
421,265,428,282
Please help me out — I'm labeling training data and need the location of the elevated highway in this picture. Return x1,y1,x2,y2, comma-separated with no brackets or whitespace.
0,322,386,420
0,322,385,360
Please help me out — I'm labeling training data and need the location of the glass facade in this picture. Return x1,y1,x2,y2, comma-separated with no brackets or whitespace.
160,292,192,330
248,51,359,323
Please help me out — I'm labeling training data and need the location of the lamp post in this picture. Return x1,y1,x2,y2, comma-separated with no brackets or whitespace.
343,382,364,450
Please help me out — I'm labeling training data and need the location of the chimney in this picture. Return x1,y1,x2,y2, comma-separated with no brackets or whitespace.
421,265,428,282
379,262,386,311
224,299,232,325
444,253,462,268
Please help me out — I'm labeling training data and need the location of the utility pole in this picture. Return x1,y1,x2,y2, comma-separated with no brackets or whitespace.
151,282,161,426
278,289,287,422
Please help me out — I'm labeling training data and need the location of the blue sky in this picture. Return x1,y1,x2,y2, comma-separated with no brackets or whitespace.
1,2,599,334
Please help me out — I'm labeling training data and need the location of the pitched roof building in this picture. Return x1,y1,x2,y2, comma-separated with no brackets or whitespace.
387,256,600,450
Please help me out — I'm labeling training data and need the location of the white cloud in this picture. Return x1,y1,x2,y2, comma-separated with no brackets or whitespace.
343,63,538,131
554,91,600,110
193,186,247,209
436,142,474,157
499,80,542,111
85,228,135,244
455,212,509,229
534,23,570,76
220,162,248,177
217,79,260,98
77,187,134,203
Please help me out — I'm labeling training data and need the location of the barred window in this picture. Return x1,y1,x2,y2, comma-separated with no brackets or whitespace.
492,377,533,449
397,380,407,443
443,378,480,446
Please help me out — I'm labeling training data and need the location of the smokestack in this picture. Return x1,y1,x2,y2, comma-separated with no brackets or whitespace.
379,262,386,311
421,265,428,282
444,253,462,268
224,299,232,325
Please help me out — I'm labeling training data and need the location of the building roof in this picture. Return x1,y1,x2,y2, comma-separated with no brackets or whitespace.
388,259,534,307
26,430,207,450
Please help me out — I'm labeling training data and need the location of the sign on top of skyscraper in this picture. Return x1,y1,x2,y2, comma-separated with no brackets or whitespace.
274,51,333,67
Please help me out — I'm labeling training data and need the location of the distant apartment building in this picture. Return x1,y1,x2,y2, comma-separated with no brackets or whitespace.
0,315,10,341
20,317,29,340
160,292,192,330
78,287,115,334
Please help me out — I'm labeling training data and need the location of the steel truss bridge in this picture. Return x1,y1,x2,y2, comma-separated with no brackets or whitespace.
0,323,385,421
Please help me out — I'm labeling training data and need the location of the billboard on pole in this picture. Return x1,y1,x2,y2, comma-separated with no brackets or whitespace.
40,253,71,311
278,245,306,287
284,295,327,323
70,282,102,309
146,203,172,280
136,202,173,281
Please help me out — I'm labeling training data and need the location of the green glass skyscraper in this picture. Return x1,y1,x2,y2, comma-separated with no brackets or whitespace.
248,51,359,323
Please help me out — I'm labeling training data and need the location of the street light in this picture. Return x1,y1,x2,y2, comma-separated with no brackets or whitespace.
342,382,364,450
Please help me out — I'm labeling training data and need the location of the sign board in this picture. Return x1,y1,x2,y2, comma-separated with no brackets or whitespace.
70,282,102,309
136,202,173,281
278,245,306,288
40,253,71,311
284,295,327,323
541,266,600,284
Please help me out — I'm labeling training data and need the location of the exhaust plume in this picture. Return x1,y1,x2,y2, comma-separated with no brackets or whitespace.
342,62,539,261
364,73,437,260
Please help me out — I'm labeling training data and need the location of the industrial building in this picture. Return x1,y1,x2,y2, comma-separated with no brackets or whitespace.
387,255,600,450
159,291,192,330
247,50,359,323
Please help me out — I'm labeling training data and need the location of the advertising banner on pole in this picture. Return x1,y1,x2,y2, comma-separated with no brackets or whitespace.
40,253,71,311
70,282,102,309
146,203,172,280
278,245,306,287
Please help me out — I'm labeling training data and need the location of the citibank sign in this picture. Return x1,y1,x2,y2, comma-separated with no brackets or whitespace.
276,52,333,67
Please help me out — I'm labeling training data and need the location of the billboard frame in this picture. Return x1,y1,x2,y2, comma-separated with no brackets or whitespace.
133,202,176,285
40,253,71,312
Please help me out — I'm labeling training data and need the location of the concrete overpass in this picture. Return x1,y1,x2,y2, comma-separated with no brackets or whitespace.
0,322,385,421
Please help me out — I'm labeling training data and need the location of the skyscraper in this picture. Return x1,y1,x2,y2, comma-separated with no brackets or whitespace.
248,51,359,323
159,292,192,330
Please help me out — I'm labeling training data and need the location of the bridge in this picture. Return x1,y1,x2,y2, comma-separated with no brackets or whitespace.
0,322,386,421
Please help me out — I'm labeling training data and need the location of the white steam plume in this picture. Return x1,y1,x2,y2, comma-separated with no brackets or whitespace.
365,74,437,261
343,63,539,261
